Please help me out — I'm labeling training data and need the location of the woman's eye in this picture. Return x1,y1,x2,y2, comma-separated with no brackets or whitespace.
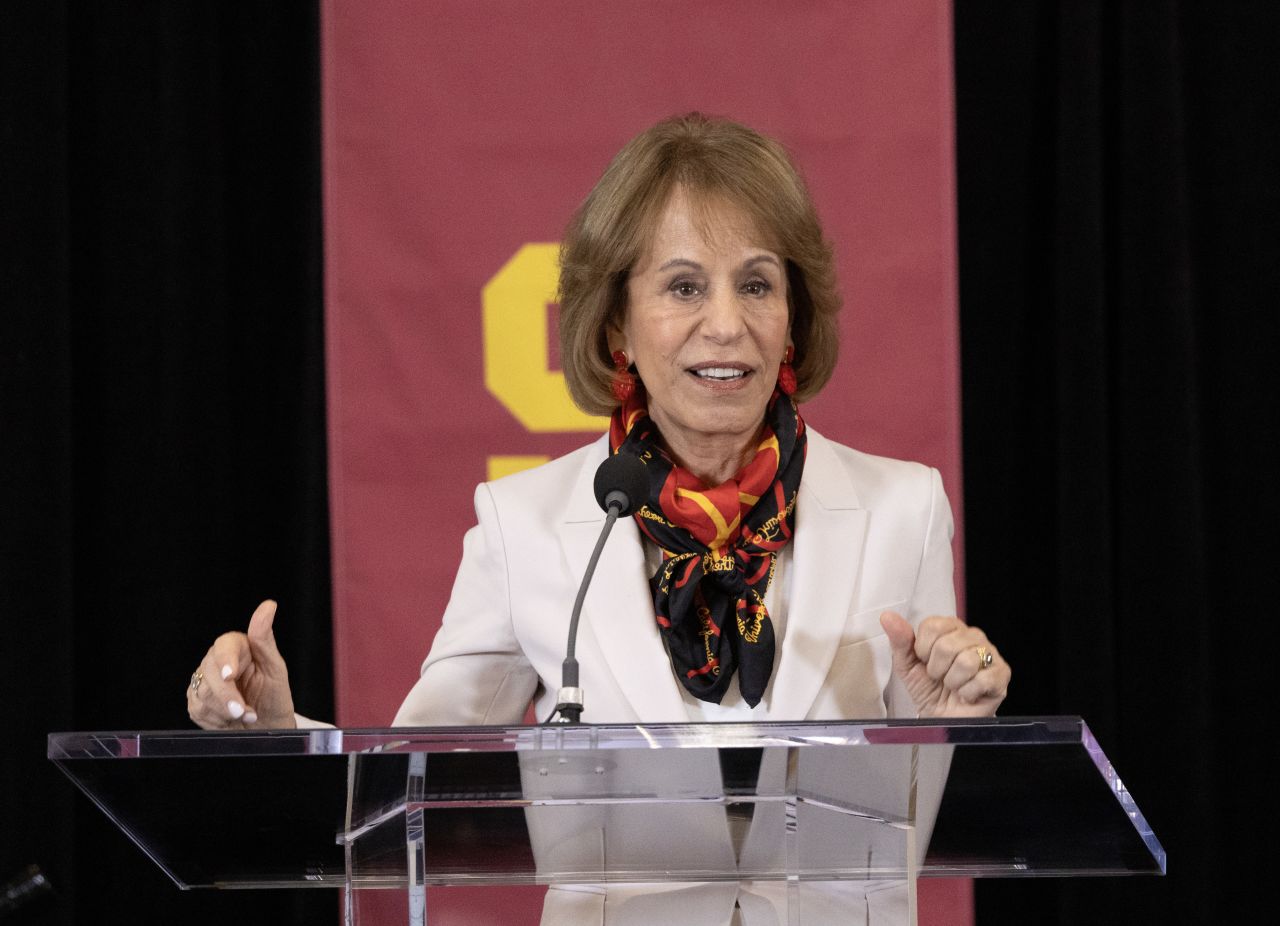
742,278,772,296
670,280,702,298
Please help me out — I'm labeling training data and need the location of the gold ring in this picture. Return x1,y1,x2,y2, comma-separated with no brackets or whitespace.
974,646,993,670
190,670,203,692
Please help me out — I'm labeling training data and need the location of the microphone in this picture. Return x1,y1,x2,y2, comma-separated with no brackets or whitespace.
592,452,648,518
550,453,648,723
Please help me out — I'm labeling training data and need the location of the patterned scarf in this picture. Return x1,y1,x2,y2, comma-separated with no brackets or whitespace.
608,390,807,707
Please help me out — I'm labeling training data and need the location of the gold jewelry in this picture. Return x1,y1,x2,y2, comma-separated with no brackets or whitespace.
974,646,993,670
190,670,203,692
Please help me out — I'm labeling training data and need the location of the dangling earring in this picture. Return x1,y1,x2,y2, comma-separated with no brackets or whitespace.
777,346,797,396
611,350,636,403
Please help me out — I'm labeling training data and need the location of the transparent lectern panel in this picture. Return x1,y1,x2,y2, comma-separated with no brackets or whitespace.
49,718,1165,893
48,731,349,888
791,741,951,881
518,745,740,883
926,736,1160,875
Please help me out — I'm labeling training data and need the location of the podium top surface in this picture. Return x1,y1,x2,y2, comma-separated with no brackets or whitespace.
52,715,1093,758
48,716,1165,889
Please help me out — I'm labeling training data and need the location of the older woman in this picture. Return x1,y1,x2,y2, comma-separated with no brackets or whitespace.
189,114,1008,737
188,112,1009,926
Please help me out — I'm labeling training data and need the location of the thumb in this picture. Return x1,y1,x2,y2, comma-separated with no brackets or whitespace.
880,610,919,676
247,599,285,668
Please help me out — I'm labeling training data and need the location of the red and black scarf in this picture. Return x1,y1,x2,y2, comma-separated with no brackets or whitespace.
608,390,807,707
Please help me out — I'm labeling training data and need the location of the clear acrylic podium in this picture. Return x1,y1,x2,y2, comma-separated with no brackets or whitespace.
48,717,1164,925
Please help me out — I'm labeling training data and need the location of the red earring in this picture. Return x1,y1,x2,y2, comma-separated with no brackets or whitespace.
611,350,636,403
777,346,797,396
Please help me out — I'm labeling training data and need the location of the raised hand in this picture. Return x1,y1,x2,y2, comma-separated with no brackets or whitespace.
187,600,297,729
880,611,1010,717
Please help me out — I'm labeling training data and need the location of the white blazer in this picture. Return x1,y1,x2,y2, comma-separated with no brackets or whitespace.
393,428,956,727
389,429,956,925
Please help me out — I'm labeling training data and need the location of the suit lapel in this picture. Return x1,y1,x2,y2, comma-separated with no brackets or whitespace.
558,441,688,722
555,430,865,723
765,430,866,720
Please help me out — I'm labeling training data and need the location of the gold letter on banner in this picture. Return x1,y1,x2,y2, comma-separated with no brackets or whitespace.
482,243,608,432
487,455,549,481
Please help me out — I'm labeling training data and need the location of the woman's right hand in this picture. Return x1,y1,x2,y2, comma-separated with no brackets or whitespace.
187,600,297,729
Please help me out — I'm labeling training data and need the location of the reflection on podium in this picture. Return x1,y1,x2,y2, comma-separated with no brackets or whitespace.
49,718,1164,925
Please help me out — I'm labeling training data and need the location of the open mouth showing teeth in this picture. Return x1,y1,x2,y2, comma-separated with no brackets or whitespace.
692,367,748,381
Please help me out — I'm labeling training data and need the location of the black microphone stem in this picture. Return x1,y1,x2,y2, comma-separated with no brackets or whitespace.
552,504,620,723
548,451,647,724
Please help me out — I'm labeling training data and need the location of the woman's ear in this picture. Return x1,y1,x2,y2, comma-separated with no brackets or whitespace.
606,321,629,358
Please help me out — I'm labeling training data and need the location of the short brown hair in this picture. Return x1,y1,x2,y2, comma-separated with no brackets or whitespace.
559,113,841,416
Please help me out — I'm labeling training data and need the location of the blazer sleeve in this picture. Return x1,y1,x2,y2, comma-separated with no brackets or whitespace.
885,466,957,718
392,482,539,725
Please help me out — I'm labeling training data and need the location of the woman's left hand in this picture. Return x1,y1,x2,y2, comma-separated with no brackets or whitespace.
879,611,1011,717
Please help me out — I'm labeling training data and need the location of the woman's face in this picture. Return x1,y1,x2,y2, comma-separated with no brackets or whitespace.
614,187,791,466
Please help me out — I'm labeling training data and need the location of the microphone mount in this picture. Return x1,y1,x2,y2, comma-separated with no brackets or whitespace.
548,453,648,723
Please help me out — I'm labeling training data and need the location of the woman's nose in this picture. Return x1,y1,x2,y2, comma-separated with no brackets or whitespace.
700,286,747,343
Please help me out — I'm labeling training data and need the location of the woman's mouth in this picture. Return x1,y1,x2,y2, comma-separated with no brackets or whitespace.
691,367,749,382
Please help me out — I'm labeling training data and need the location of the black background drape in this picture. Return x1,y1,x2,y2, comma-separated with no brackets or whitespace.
957,1,1277,922
1,3,333,924
3,2,1275,924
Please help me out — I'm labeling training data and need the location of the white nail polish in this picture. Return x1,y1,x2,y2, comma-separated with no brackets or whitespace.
244,711,259,724
221,665,233,680
227,700,245,720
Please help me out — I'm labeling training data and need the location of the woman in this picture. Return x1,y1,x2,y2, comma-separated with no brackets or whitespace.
187,114,1010,921
189,114,1008,730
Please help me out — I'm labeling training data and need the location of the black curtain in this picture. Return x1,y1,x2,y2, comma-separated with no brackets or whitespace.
1,3,332,924
957,1,1278,922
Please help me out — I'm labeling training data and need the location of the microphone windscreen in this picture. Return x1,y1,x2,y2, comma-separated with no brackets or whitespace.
592,453,649,516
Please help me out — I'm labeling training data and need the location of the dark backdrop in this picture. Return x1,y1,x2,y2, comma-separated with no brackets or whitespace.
956,1,1277,923
1,3,333,925
3,2,1276,924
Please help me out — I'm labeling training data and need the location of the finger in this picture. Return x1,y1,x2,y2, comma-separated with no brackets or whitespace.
199,640,256,724
924,625,988,681
247,599,277,643
942,643,991,693
186,668,242,729
912,616,967,666
246,600,286,680
936,633,999,688
957,660,1012,705
186,672,209,726
879,611,917,667
207,629,252,687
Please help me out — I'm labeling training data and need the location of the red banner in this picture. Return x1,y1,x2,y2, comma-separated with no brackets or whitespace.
323,1,965,922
